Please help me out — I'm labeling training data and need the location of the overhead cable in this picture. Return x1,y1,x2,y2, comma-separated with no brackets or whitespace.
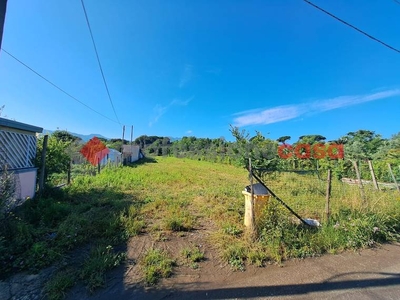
80,0,122,125
1,48,120,124
303,0,400,54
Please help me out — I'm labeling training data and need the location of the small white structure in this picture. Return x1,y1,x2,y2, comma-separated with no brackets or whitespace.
122,144,143,163
0,118,43,200
98,148,122,166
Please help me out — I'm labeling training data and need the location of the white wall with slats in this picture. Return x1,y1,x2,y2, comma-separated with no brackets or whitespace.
0,130,37,170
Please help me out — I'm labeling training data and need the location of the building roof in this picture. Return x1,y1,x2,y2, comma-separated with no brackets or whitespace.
0,117,43,133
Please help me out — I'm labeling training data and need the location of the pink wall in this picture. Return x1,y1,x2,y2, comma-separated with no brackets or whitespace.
15,168,37,199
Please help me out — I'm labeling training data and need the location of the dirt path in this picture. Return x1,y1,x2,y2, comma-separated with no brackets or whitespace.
65,185,400,300
63,192,400,300
66,242,400,300
66,212,225,300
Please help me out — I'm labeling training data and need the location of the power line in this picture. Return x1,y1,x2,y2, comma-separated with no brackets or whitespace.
1,48,120,124
303,0,400,54
80,0,122,125
393,0,400,5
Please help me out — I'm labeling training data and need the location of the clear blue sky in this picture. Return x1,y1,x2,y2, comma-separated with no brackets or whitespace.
1,0,399,142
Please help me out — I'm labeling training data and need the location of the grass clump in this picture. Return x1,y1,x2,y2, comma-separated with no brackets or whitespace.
120,205,145,237
163,207,196,232
80,245,126,293
222,242,247,271
222,224,243,236
164,217,186,231
23,241,62,271
164,215,195,231
141,248,175,285
181,245,205,268
247,246,268,267
44,268,76,300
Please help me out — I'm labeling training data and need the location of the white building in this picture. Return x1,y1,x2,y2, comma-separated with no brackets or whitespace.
0,118,43,200
122,144,143,163
97,148,122,166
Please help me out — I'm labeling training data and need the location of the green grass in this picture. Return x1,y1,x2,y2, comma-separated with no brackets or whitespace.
181,245,205,269
141,248,175,285
163,212,196,231
1,156,399,298
222,223,243,236
80,245,126,292
120,205,145,237
44,268,76,300
222,241,247,271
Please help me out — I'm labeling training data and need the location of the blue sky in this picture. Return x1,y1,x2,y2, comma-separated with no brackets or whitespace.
1,0,399,142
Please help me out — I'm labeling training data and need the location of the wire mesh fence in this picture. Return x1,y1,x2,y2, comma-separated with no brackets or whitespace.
47,152,124,187
250,167,393,221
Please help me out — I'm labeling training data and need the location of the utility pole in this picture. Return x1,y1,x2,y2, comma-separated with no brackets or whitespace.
121,125,125,165
0,0,7,50
130,125,133,145
122,125,125,148
129,125,133,163
38,135,48,196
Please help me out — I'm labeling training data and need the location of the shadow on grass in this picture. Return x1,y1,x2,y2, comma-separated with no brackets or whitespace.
126,156,158,168
0,185,143,285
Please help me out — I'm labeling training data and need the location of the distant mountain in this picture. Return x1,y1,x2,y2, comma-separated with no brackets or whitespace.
73,133,109,142
42,130,180,143
43,129,109,142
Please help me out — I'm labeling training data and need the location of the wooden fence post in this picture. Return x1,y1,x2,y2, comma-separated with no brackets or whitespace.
388,163,400,193
67,159,71,185
97,157,100,174
325,169,332,223
38,134,48,196
352,160,366,205
367,160,379,190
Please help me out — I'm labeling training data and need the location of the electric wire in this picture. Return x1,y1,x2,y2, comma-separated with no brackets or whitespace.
80,0,121,125
1,48,120,124
303,0,400,54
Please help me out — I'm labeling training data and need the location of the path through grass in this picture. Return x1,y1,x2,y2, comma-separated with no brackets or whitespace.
1,157,399,299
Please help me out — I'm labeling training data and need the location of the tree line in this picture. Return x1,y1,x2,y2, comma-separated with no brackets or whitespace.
136,127,400,183
35,128,400,186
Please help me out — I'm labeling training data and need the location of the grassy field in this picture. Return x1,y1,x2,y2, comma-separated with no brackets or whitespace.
1,157,399,299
